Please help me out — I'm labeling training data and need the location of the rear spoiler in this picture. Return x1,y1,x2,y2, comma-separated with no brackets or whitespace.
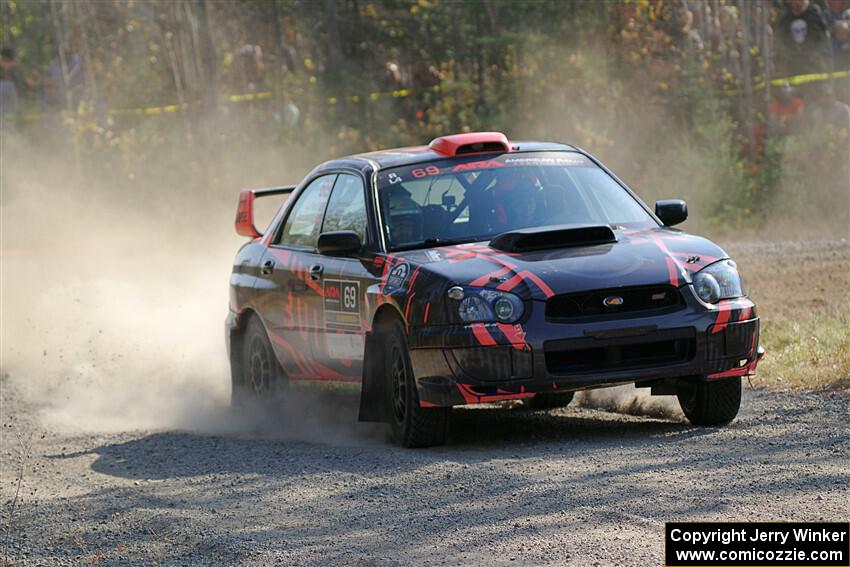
235,185,296,238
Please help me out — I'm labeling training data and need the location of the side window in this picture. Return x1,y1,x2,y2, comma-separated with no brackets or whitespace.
277,175,337,249
322,174,368,243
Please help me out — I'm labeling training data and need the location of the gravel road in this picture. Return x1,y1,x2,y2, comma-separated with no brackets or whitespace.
1,239,848,566
1,382,848,566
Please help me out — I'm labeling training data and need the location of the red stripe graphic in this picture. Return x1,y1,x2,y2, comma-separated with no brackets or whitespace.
456,384,534,404
649,234,681,286
469,266,513,287
406,267,421,292
519,270,555,298
404,292,416,322
471,323,497,346
712,302,733,333
707,366,749,379
268,329,311,378
496,273,524,292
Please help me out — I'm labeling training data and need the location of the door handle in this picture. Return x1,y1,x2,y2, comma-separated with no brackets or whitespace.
309,264,324,281
261,260,275,275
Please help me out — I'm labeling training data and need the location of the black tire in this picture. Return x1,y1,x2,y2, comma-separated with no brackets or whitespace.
677,377,741,426
232,316,287,407
522,391,575,410
380,319,449,448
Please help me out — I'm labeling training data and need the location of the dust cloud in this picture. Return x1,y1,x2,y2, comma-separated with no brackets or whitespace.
0,125,684,439
575,386,685,421
0,127,386,444
2,80,844,440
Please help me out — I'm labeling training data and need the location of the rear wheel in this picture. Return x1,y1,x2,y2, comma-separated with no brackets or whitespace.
677,377,741,426
380,319,449,448
522,391,574,410
232,316,287,407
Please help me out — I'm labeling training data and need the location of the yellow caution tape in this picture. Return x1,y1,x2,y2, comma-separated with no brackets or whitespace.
3,70,843,122
227,91,273,103
771,69,849,87
717,69,850,95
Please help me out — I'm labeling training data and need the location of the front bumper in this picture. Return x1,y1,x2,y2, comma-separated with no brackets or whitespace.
409,286,761,407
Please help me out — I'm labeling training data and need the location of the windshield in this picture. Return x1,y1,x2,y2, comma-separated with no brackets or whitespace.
377,151,656,251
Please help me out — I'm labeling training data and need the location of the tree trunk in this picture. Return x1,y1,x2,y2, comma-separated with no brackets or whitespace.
194,0,216,109
323,0,344,92
738,0,756,158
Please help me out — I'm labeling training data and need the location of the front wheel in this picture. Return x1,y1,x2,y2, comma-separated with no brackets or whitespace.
380,320,449,448
677,377,741,426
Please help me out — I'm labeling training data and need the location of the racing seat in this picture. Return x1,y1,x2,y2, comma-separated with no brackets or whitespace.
421,205,450,241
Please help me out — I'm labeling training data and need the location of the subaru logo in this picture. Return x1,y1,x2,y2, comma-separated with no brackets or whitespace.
603,295,624,307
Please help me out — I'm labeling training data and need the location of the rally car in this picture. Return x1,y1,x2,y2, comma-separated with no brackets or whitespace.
227,132,763,447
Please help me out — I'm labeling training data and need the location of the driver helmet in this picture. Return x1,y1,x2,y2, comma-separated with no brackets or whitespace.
386,186,423,245
493,171,540,227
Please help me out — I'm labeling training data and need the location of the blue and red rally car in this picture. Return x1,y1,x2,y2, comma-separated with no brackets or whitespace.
227,132,763,447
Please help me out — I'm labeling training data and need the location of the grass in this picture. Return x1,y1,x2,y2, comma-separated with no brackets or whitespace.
756,315,850,391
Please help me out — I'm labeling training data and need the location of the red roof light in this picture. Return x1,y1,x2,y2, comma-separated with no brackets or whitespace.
429,132,511,157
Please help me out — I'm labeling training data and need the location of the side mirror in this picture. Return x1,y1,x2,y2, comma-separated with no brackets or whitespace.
318,231,362,256
655,199,688,226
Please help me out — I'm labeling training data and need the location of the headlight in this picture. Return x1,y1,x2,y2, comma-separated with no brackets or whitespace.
693,260,744,304
449,287,525,323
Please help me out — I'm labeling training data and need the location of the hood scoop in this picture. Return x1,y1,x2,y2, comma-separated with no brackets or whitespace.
489,224,617,253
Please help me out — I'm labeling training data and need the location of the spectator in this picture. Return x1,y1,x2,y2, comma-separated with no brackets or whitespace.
824,0,850,26
0,47,20,119
776,0,830,77
829,10,850,104
830,14,850,60
236,44,266,92
671,5,705,56
769,82,806,133
46,51,81,109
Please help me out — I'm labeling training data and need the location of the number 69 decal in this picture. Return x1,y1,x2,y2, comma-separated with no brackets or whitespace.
411,165,440,178
343,285,357,310
324,280,360,314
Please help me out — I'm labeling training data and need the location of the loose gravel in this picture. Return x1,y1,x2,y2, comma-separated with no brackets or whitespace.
1,380,847,566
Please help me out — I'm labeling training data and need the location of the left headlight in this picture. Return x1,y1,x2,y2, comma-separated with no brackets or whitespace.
449,287,525,323
692,260,745,304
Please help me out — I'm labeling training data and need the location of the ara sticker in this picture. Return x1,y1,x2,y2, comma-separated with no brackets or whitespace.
386,263,410,290
451,160,505,172
324,279,361,330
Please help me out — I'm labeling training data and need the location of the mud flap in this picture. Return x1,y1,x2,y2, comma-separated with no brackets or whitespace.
358,331,392,422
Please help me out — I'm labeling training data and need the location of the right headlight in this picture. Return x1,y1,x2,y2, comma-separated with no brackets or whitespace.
692,260,744,304
448,286,525,324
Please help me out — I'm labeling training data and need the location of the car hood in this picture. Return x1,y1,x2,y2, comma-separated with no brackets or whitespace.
392,227,728,300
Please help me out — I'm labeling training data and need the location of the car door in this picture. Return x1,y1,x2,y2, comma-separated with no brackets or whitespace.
312,172,377,379
254,174,337,380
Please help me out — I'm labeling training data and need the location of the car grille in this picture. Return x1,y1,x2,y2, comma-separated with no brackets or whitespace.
545,285,684,322
544,327,696,375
